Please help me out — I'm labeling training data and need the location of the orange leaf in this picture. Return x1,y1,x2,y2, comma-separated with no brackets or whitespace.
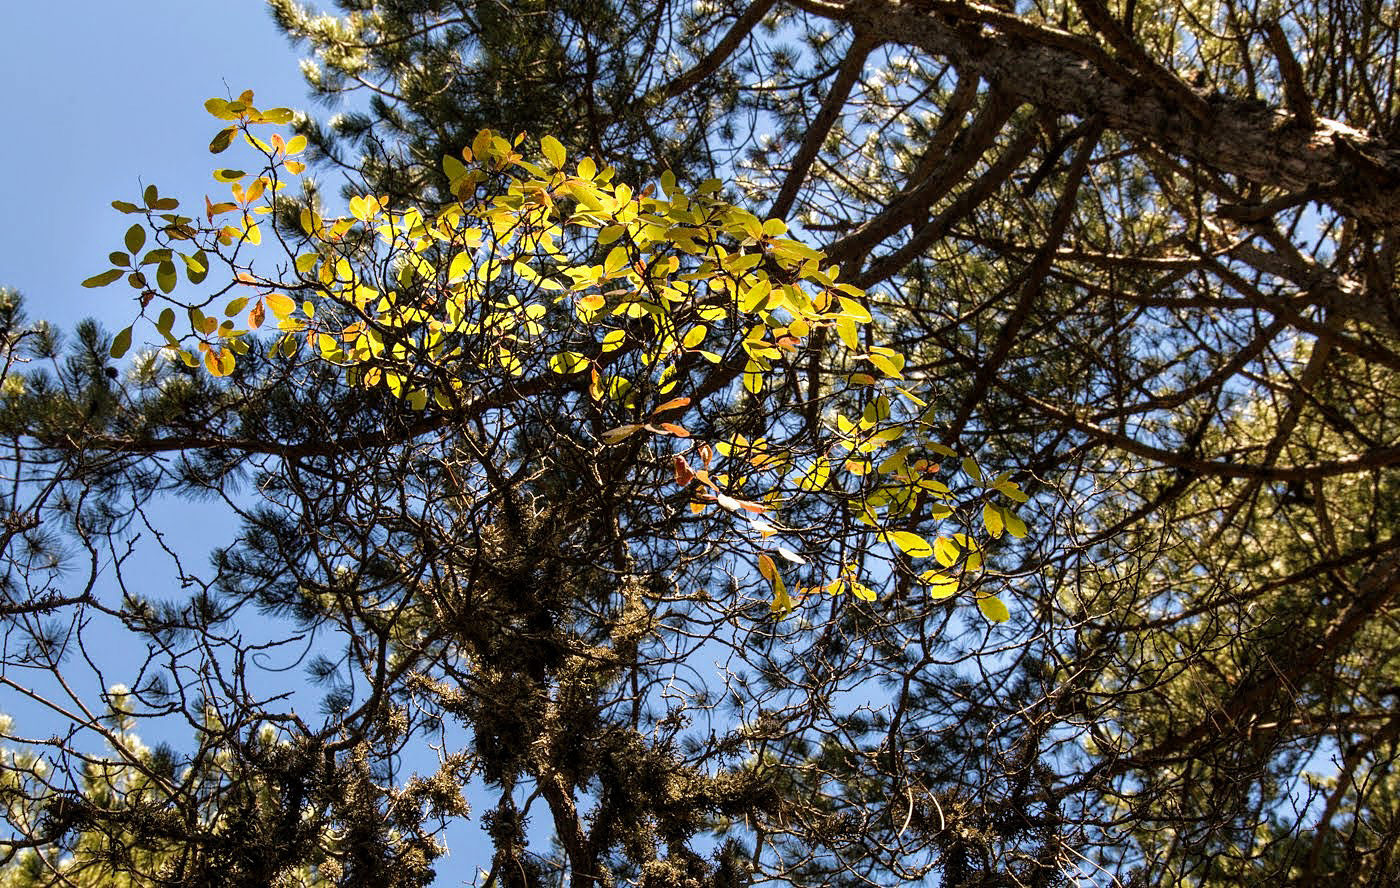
652,396,691,415
248,300,266,330
659,423,690,438
674,456,695,486
578,293,605,311
698,443,713,467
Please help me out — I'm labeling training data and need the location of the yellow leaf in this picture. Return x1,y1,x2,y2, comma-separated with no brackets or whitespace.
977,594,1010,623
757,553,776,583
797,459,830,492
541,134,566,169
743,360,763,395
682,324,707,348
934,536,960,567
1004,509,1028,539
920,570,960,599
604,245,629,277
879,530,933,558
982,502,1004,539
265,292,297,319
770,573,793,614
837,296,872,322
867,351,903,379
549,351,588,374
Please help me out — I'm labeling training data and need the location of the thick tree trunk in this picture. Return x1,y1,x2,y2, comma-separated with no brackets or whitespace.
815,0,1400,225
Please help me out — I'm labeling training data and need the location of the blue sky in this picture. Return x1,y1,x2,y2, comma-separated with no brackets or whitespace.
0,4,498,881
0,1,311,330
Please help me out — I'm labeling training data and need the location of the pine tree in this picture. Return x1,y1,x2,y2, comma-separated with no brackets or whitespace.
6,0,1400,884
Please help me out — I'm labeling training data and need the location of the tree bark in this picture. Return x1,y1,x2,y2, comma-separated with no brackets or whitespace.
809,0,1400,226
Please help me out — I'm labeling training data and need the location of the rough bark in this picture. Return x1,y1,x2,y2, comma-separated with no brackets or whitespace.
805,0,1400,226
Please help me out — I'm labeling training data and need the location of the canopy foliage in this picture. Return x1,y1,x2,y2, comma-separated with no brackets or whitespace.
5,0,1400,885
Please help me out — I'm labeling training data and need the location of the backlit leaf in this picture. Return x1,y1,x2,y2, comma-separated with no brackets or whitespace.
921,570,960,599
934,536,960,567
983,502,1004,538
977,595,1010,623
880,530,933,558
1004,509,1028,538
541,134,565,169
549,351,588,374
601,424,643,444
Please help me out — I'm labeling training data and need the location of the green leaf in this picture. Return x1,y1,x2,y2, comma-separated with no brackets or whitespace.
977,594,1010,623
209,126,236,154
82,269,124,288
111,200,141,214
124,224,146,254
770,573,793,614
961,456,983,483
186,250,210,284
108,251,130,268
261,107,294,124
156,308,176,334
143,184,159,208
109,326,133,359
213,169,246,183
156,260,178,294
